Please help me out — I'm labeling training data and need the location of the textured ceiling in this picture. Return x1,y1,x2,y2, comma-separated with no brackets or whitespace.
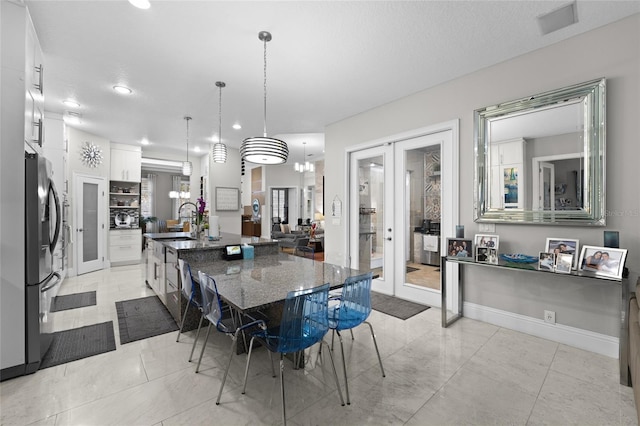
25,0,640,163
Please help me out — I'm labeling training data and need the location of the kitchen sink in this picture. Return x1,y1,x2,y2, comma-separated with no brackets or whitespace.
158,237,195,242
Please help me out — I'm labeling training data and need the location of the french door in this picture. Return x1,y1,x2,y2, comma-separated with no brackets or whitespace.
349,123,458,308
75,174,106,275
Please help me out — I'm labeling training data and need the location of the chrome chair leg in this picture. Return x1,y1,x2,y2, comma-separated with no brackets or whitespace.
365,321,385,377
269,350,276,377
216,331,239,405
242,337,256,394
320,340,345,407
195,322,212,373
176,294,193,342
336,330,350,404
350,329,354,340
188,314,205,362
279,354,286,426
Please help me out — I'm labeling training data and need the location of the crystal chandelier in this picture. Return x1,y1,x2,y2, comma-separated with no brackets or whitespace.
240,31,289,165
212,81,227,163
182,116,192,176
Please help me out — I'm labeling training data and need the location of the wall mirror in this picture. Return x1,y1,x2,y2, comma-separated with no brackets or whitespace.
474,78,606,226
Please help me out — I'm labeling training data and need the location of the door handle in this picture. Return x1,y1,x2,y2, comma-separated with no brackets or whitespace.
387,237,392,241
78,228,83,232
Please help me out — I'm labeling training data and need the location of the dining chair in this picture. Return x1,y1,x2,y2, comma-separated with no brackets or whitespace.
195,271,265,405
176,259,205,362
328,271,385,404
294,245,315,259
241,283,345,425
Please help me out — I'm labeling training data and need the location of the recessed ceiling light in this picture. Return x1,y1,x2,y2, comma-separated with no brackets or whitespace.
128,0,150,9
141,138,150,145
113,85,132,95
232,123,242,130
62,99,80,108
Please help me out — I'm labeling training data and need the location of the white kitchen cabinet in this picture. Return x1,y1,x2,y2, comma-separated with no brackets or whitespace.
489,138,526,209
24,11,44,148
109,229,141,265
110,143,141,182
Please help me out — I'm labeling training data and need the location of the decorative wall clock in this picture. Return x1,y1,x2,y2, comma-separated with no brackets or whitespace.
80,141,103,168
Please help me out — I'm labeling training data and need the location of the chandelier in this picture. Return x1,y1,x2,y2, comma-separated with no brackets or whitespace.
240,31,289,165
212,81,227,163
294,141,314,173
182,116,192,176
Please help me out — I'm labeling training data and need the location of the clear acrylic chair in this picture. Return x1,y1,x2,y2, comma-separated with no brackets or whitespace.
176,259,205,362
195,271,265,405
328,271,385,404
241,283,345,425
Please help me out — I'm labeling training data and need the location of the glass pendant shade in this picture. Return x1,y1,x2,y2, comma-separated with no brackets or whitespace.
241,31,289,165
212,142,227,163
182,161,192,176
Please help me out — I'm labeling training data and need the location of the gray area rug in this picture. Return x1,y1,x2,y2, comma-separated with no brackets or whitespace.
51,291,97,312
39,321,116,369
370,292,430,320
115,295,178,344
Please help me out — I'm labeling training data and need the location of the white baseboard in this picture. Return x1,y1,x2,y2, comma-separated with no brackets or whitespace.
463,302,619,359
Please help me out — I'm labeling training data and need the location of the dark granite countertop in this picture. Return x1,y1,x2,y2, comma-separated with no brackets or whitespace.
143,232,278,252
190,253,363,313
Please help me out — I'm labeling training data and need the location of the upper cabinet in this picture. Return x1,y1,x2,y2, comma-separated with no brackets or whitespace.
110,143,141,182
24,11,44,148
489,138,526,210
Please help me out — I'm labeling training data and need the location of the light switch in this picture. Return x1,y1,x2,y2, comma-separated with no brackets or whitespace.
479,223,496,233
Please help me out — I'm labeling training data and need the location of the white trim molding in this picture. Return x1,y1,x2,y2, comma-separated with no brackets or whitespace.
463,302,619,359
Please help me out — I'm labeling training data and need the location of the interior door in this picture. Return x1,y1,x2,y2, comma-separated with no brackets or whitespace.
537,162,555,210
75,174,106,275
349,145,394,295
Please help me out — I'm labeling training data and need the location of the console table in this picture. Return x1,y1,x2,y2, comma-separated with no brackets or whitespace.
440,255,629,386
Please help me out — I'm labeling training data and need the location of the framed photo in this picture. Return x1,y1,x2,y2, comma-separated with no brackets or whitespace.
545,238,579,270
446,238,473,259
538,252,555,271
555,253,573,274
476,247,498,264
578,245,628,279
474,234,499,250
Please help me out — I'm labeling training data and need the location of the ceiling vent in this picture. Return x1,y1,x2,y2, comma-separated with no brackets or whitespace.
537,1,578,35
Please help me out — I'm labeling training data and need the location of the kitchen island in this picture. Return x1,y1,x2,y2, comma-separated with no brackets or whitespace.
143,232,279,325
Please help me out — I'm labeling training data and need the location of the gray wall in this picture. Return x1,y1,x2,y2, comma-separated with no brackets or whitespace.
324,15,640,337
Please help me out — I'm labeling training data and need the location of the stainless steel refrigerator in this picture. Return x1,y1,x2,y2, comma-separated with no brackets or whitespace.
25,153,61,373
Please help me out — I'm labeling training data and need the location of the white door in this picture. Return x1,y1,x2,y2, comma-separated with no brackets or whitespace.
349,145,394,295
535,162,555,210
348,123,459,308
75,174,106,275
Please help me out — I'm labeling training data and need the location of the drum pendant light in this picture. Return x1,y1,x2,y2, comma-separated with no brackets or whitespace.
182,116,192,176
240,31,289,165
212,81,228,163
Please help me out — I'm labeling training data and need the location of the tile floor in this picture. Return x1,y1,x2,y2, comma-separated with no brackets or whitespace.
1,263,637,426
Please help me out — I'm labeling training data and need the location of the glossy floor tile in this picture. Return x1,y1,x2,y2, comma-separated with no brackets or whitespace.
0,263,636,425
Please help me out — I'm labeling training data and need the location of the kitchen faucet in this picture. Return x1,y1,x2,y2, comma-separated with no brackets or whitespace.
177,202,197,219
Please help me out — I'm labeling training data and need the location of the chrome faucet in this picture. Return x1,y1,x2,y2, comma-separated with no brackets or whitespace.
177,202,197,219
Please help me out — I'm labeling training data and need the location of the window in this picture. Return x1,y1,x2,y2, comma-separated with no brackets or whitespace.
271,188,288,223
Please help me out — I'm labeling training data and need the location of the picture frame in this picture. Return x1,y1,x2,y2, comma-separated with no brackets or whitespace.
476,247,498,264
538,252,555,272
545,238,579,270
446,238,473,259
555,253,573,274
474,234,499,250
578,245,628,279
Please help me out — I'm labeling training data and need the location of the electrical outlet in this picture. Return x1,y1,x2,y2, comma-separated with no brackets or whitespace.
544,310,556,324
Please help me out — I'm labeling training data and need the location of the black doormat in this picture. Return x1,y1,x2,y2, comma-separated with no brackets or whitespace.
370,292,430,320
115,295,179,344
406,266,420,273
39,321,116,369
51,291,97,312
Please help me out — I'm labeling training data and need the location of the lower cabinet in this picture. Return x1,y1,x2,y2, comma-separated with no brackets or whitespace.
110,229,141,265
164,247,181,322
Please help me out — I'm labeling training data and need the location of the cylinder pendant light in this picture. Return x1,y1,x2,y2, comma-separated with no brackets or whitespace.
182,116,192,176
212,81,228,163
240,31,289,165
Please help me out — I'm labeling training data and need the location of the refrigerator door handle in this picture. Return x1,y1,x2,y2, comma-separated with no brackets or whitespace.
49,179,61,253
40,271,61,292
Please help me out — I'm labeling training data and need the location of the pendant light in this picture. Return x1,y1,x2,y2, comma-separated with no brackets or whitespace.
240,31,289,165
182,116,192,176
212,81,228,163
294,141,314,173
